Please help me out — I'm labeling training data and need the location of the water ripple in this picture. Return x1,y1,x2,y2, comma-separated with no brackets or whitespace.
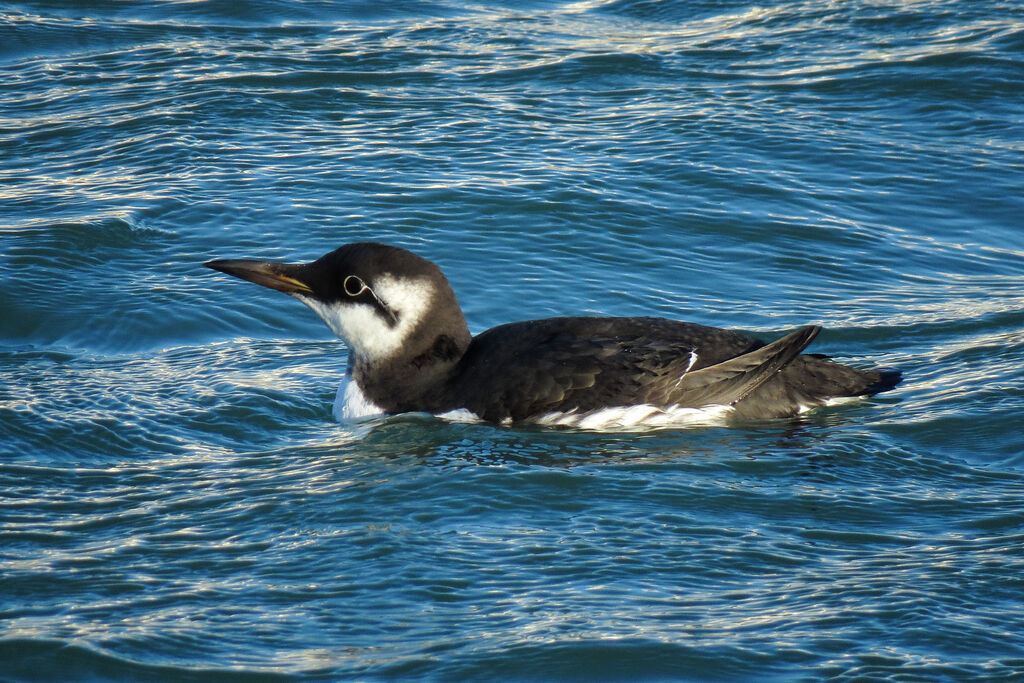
2,0,1024,679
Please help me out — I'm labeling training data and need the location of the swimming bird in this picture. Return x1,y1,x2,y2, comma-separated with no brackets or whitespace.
204,243,901,429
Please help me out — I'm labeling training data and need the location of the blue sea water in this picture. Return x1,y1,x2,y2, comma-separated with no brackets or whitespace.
2,0,1024,679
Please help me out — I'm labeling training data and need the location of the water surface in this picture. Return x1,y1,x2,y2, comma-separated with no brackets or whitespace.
2,0,1024,680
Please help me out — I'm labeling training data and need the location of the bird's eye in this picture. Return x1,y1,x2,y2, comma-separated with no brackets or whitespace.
343,275,367,297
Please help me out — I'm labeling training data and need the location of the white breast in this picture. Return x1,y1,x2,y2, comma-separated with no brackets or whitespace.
334,377,385,421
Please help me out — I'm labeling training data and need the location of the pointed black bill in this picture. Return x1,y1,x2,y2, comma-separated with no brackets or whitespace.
203,259,314,296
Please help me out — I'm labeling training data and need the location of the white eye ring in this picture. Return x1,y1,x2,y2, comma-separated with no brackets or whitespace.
343,275,368,297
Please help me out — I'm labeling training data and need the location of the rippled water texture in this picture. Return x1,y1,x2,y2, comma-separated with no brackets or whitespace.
2,1,1024,680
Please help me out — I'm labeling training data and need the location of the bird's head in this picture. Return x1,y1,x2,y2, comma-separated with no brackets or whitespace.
205,242,470,368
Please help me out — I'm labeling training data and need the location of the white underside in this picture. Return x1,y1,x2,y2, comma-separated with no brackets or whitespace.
334,377,385,421
531,403,735,430
435,408,483,423
334,378,735,430
798,395,868,414
334,380,867,429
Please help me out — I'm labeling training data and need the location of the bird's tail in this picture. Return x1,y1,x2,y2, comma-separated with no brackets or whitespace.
732,352,903,419
670,326,821,408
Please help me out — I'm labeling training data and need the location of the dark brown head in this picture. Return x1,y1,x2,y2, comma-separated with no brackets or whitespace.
205,242,471,367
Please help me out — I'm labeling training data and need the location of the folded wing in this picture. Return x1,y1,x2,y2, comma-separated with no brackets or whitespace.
452,318,820,422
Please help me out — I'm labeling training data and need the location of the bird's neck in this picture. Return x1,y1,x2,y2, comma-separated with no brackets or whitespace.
349,322,471,415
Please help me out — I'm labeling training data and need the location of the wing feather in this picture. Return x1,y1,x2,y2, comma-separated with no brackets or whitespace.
449,318,817,422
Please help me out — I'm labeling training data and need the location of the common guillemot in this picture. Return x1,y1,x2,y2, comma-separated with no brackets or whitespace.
204,242,901,429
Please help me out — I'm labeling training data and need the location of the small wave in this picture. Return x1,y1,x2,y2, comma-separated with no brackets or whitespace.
0,638,293,682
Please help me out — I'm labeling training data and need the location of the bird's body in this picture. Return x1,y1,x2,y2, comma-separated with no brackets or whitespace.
205,242,901,429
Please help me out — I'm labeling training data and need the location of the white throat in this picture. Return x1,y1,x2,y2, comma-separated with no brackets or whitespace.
297,275,434,364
